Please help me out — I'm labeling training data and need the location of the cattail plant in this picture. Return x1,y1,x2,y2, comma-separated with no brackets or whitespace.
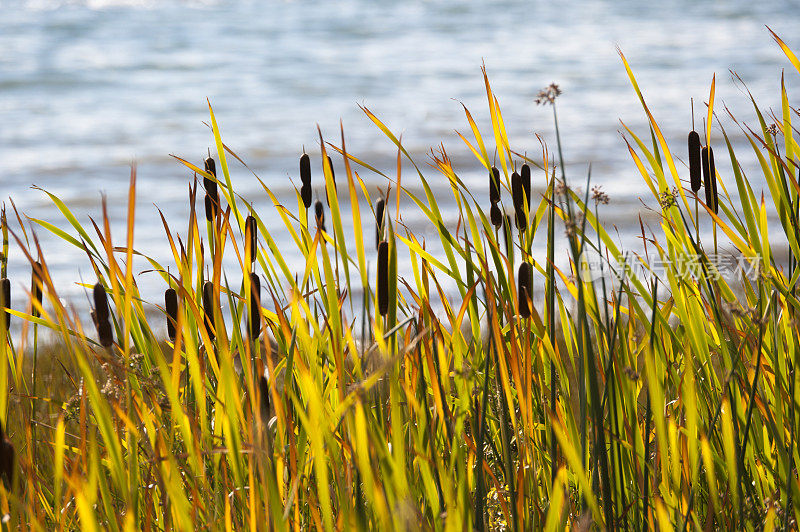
165,287,178,342
490,166,501,204
0,420,13,489
521,163,531,208
92,283,113,348
300,153,312,209
377,240,389,317
31,261,42,318
0,278,9,330
512,171,527,229
245,215,258,266
702,145,718,213
93,283,109,323
375,197,385,250
204,157,220,222
258,374,270,422
248,272,261,340
517,262,532,318
490,203,502,229
314,200,326,233
202,281,216,342
688,130,702,192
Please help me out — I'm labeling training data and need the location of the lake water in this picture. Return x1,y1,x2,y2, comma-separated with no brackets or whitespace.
1,0,799,315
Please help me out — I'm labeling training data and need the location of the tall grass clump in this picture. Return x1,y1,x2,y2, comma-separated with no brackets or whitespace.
0,29,796,531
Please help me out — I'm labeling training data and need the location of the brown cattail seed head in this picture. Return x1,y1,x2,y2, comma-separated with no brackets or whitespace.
202,281,215,342
0,420,14,489
314,200,326,232
377,241,389,316
300,153,313,209
249,273,261,340
258,374,270,421
301,184,312,210
702,146,718,213
31,262,43,318
97,318,114,348
511,171,526,229
165,288,178,342
490,166,501,204
490,203,502,228
204,156,216,179
93,283,109,323
518,262,532,318
300,153,311,188
375,198,386,250
203,157,219,221
204,194,215,223
688,131,702,192
245,215,258,265
0,278,9,330
521,163,531,208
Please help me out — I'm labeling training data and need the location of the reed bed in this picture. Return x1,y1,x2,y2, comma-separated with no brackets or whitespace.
0,31,797,531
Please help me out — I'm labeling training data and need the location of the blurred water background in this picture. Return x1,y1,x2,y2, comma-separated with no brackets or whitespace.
1,0,799,315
